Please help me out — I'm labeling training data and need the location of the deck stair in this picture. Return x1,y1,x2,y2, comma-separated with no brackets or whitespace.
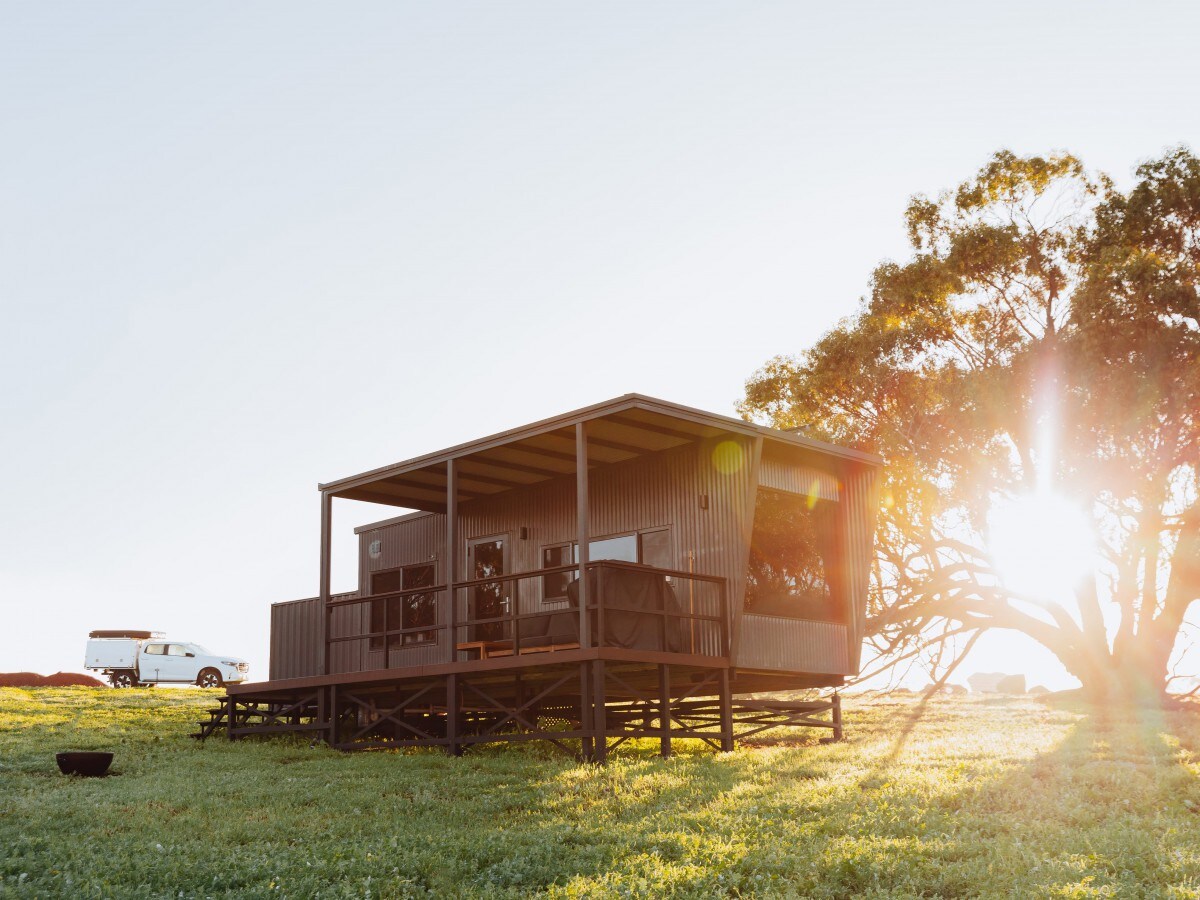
190,705,229,740
193,693,327,742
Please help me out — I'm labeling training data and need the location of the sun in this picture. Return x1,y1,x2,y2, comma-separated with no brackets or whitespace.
986,492,1095,603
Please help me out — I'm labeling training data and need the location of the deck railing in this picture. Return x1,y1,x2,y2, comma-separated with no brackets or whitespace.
324,561,728,674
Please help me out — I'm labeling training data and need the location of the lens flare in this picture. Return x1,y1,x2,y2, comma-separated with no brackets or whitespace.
807,478,822,509
712,441,744,474
987,492,1095,603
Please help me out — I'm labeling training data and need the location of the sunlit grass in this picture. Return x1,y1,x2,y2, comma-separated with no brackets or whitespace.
2,688,1199,897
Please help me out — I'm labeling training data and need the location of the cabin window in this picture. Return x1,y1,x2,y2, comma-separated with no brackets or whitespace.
144,643,165,656
744,489,841,621
400,564,437,646
541,528,671,602
638,528,672,570
541,544,574,603
370,563,438,650
580,534,638,564
370,569,401,649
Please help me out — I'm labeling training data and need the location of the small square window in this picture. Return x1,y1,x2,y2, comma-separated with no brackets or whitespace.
371,564,437,649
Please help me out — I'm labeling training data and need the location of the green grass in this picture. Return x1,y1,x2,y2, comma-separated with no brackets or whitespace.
2,689,1200,898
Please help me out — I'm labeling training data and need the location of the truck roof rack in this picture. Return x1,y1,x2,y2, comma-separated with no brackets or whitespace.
88,630,164,640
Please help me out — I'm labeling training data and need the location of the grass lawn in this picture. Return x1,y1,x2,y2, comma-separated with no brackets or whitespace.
2,688,1199,898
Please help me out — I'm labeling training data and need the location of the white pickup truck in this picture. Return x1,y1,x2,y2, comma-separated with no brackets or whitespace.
84,630,249,688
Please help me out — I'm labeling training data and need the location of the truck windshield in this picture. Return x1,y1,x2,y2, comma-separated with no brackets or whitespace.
189,644,210,654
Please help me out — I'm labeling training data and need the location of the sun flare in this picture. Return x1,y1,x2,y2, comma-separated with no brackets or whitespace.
987,493,1095,603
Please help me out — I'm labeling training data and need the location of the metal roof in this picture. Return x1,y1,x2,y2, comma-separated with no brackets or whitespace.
321,393,881,513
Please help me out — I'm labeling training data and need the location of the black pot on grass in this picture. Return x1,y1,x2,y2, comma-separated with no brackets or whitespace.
56,752,113,777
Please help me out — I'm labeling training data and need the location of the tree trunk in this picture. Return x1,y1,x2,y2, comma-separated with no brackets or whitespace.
1051,512,1200,703
1139,512,1200,697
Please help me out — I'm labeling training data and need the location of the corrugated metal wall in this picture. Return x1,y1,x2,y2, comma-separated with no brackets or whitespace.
357,435,756,665
269,434,879,681
356,514,446,670
269,592,357,680
328,599,371,675
838,463,880,672
758,454,841,501
359,513,441,577
736,614,851,674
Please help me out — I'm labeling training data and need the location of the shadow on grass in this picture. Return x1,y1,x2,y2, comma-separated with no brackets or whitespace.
457,698,1200,895
858,689,941,785
898,699,1200,896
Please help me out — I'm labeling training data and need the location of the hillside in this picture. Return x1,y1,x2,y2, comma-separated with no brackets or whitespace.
2,687,1198,898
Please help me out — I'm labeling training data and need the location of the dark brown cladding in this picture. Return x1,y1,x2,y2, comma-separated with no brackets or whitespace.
269,592,353,681
267,395,881,687
348,436,753,672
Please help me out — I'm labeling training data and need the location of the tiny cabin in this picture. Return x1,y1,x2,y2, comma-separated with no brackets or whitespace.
217,395,880,758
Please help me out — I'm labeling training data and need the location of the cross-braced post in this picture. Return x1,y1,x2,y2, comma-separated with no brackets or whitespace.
330,683,340,747
658,663,672,758
592,660,607,764
719,668,734,752
579,662,593,761
446,673,461,756
317,684,328,739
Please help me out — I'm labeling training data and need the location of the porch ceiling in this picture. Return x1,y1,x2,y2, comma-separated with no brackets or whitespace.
320,394,880,513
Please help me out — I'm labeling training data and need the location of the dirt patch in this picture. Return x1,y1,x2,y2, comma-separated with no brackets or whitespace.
46,672,107,687
0,672,107,688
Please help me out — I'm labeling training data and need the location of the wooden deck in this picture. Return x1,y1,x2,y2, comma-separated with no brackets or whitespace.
234,563,846,760
206,648,841,759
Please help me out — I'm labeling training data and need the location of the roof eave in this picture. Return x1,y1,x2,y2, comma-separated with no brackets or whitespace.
318,393,882,497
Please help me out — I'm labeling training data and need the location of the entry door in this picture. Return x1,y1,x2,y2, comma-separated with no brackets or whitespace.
469,536,509,642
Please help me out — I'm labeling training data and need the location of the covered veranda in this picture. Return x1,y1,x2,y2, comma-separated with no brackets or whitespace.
208,395,852,757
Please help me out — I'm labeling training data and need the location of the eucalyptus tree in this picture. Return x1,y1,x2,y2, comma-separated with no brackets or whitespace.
741,149,1200,698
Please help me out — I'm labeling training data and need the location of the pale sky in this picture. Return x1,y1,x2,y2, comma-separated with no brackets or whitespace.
3,2,1198,689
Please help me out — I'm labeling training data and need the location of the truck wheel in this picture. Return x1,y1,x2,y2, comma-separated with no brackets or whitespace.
197,669,223,689
110,671,136,689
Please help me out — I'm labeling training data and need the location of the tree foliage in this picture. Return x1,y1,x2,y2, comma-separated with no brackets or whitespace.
741,148,1200,696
